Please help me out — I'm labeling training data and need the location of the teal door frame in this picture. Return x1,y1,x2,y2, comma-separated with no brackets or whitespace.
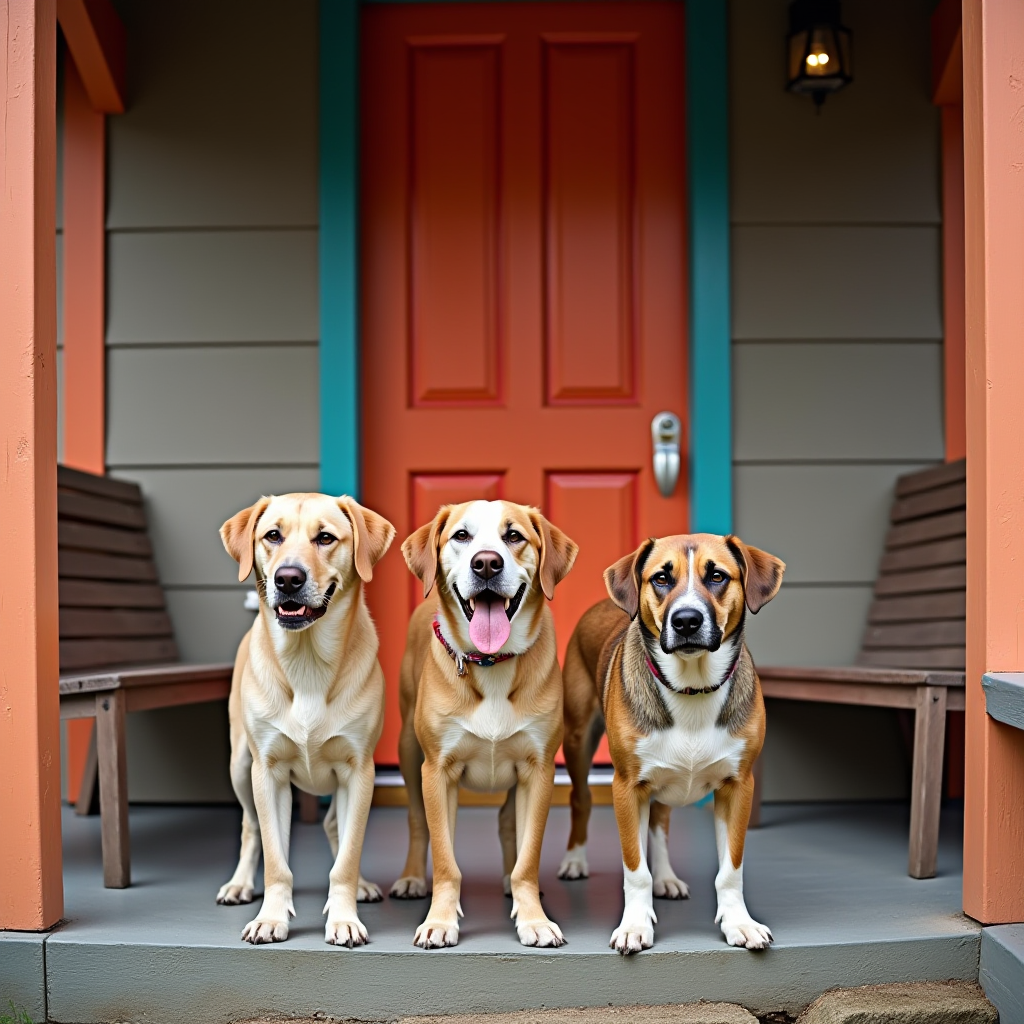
319,0,732,534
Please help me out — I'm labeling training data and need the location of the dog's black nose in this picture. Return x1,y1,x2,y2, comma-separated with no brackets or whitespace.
671,608,703,636
275,565,306,595
471,550,504,580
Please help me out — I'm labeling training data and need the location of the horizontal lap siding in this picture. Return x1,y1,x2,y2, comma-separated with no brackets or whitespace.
101,0,319,803
731,0,942,801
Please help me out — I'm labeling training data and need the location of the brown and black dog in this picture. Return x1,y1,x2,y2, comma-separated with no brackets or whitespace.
558,533,785,953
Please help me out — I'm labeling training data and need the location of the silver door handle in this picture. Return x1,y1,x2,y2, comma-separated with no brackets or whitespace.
651,411,681,497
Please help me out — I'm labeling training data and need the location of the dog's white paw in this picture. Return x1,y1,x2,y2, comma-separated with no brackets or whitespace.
719,913,773,950
326,916,369,947
241,917,289,944
413,918,460,948
516,916,565,948
557,845,589,880
609,921,654,955
389,875,428,899
653,874,690,900
216,882,254,905
357,877,383,903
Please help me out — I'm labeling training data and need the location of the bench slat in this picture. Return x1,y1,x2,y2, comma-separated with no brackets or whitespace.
58,466,143,504
856,646,965,670
874,564,966,597
868,591,966,623
59,550,159,583
757,665,964,686
60,608,174,640
58,519,153,557
885,509,966,550
59,662,234,694
60,637,181,672
862,620,965,649
894,460,965,498
59,579,167,609
58,490,148,531
889,481,966,523
879,536,965,574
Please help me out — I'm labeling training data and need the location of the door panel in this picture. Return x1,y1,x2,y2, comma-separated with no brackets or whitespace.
362,3,688,763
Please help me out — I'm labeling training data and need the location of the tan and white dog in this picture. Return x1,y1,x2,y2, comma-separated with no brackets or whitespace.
559,534,785,954
217,493,395,947
391,500,578,949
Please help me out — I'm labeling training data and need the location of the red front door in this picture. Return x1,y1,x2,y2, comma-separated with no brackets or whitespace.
361,2,689,763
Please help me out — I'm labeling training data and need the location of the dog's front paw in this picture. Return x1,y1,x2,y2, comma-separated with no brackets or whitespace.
390,875,428,899
719,912,773,950
609,905,656,955
217,882,254,905
413,918,459,948
241,917,289,944
357,877,383,902
516,916,565,948
326,916,369,947
557,845,589,881
653,874,690,900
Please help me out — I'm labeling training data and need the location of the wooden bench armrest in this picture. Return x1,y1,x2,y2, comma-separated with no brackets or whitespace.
59,661,234,695
757,665,965,688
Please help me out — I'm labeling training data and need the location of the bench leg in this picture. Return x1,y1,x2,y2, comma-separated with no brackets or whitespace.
908,685,947,879
96,690,131,888
748,754,764,829
297,789,320,824
75,724,99,816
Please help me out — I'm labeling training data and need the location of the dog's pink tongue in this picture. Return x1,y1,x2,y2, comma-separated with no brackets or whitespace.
469,595,510,654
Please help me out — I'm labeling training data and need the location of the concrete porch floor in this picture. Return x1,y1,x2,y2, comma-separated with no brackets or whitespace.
3,801,978,1024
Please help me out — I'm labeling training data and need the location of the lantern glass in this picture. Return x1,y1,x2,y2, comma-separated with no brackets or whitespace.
786,1,853,103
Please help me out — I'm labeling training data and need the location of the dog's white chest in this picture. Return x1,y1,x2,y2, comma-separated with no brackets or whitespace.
636,693,745,807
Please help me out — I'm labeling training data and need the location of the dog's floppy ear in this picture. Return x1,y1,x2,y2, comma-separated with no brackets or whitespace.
402,506,451,598
604,538,656,620
726,536,786,614
220,497,272,583
528,510,579,600
337,497,396,584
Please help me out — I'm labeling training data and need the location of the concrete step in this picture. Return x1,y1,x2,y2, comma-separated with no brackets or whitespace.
982,925,1024,1024
798,982,997,1024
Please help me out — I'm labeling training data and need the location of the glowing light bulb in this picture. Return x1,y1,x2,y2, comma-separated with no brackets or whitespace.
806,53,819,66
818,52,830,64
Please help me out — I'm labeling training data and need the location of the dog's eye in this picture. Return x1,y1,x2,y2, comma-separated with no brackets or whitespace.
316,532,337,546
651,572,670,587
506,530,524,544
453,529,470,542
265,530,283,544
709,570,728,584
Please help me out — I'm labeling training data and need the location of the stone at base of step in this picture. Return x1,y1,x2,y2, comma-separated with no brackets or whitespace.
798,981,997,1024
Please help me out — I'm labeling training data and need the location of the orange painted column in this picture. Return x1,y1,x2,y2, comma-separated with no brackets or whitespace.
62,52,107,802
962,0,1024,925
0,0,64,931
941,104,966,465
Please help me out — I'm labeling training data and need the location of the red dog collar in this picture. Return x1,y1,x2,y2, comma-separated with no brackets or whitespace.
433,617,517,677
645,647,740,695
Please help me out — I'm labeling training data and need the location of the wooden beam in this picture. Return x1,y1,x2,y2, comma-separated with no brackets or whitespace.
0,0,64,931
56,0,125,114
932,0,963,105
61,52,107,801
941,105,966,463
962,0,1024,925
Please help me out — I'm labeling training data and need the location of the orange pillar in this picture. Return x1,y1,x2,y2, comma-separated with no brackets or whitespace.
0,0,64,931
62,52,107,802
962,0,1024,925
940,104,966,464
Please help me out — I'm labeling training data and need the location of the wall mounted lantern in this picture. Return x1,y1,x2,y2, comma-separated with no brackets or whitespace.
786,0,853,109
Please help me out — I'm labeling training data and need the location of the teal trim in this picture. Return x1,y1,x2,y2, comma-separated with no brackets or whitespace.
686,0,732,534
319,0,361,497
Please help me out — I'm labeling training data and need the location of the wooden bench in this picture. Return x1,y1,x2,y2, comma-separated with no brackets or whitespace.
756,459,966,880
57,467,233,888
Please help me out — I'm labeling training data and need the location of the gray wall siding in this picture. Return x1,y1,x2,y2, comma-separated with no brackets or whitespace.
105,0,319,802
730,0,943,800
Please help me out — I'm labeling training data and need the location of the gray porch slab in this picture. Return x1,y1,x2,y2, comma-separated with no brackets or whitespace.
0,932,46,1023
980,924,1024,1024
40,802,977,1024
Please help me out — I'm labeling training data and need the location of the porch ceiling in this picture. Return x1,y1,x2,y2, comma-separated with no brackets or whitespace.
21,801,978,1023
